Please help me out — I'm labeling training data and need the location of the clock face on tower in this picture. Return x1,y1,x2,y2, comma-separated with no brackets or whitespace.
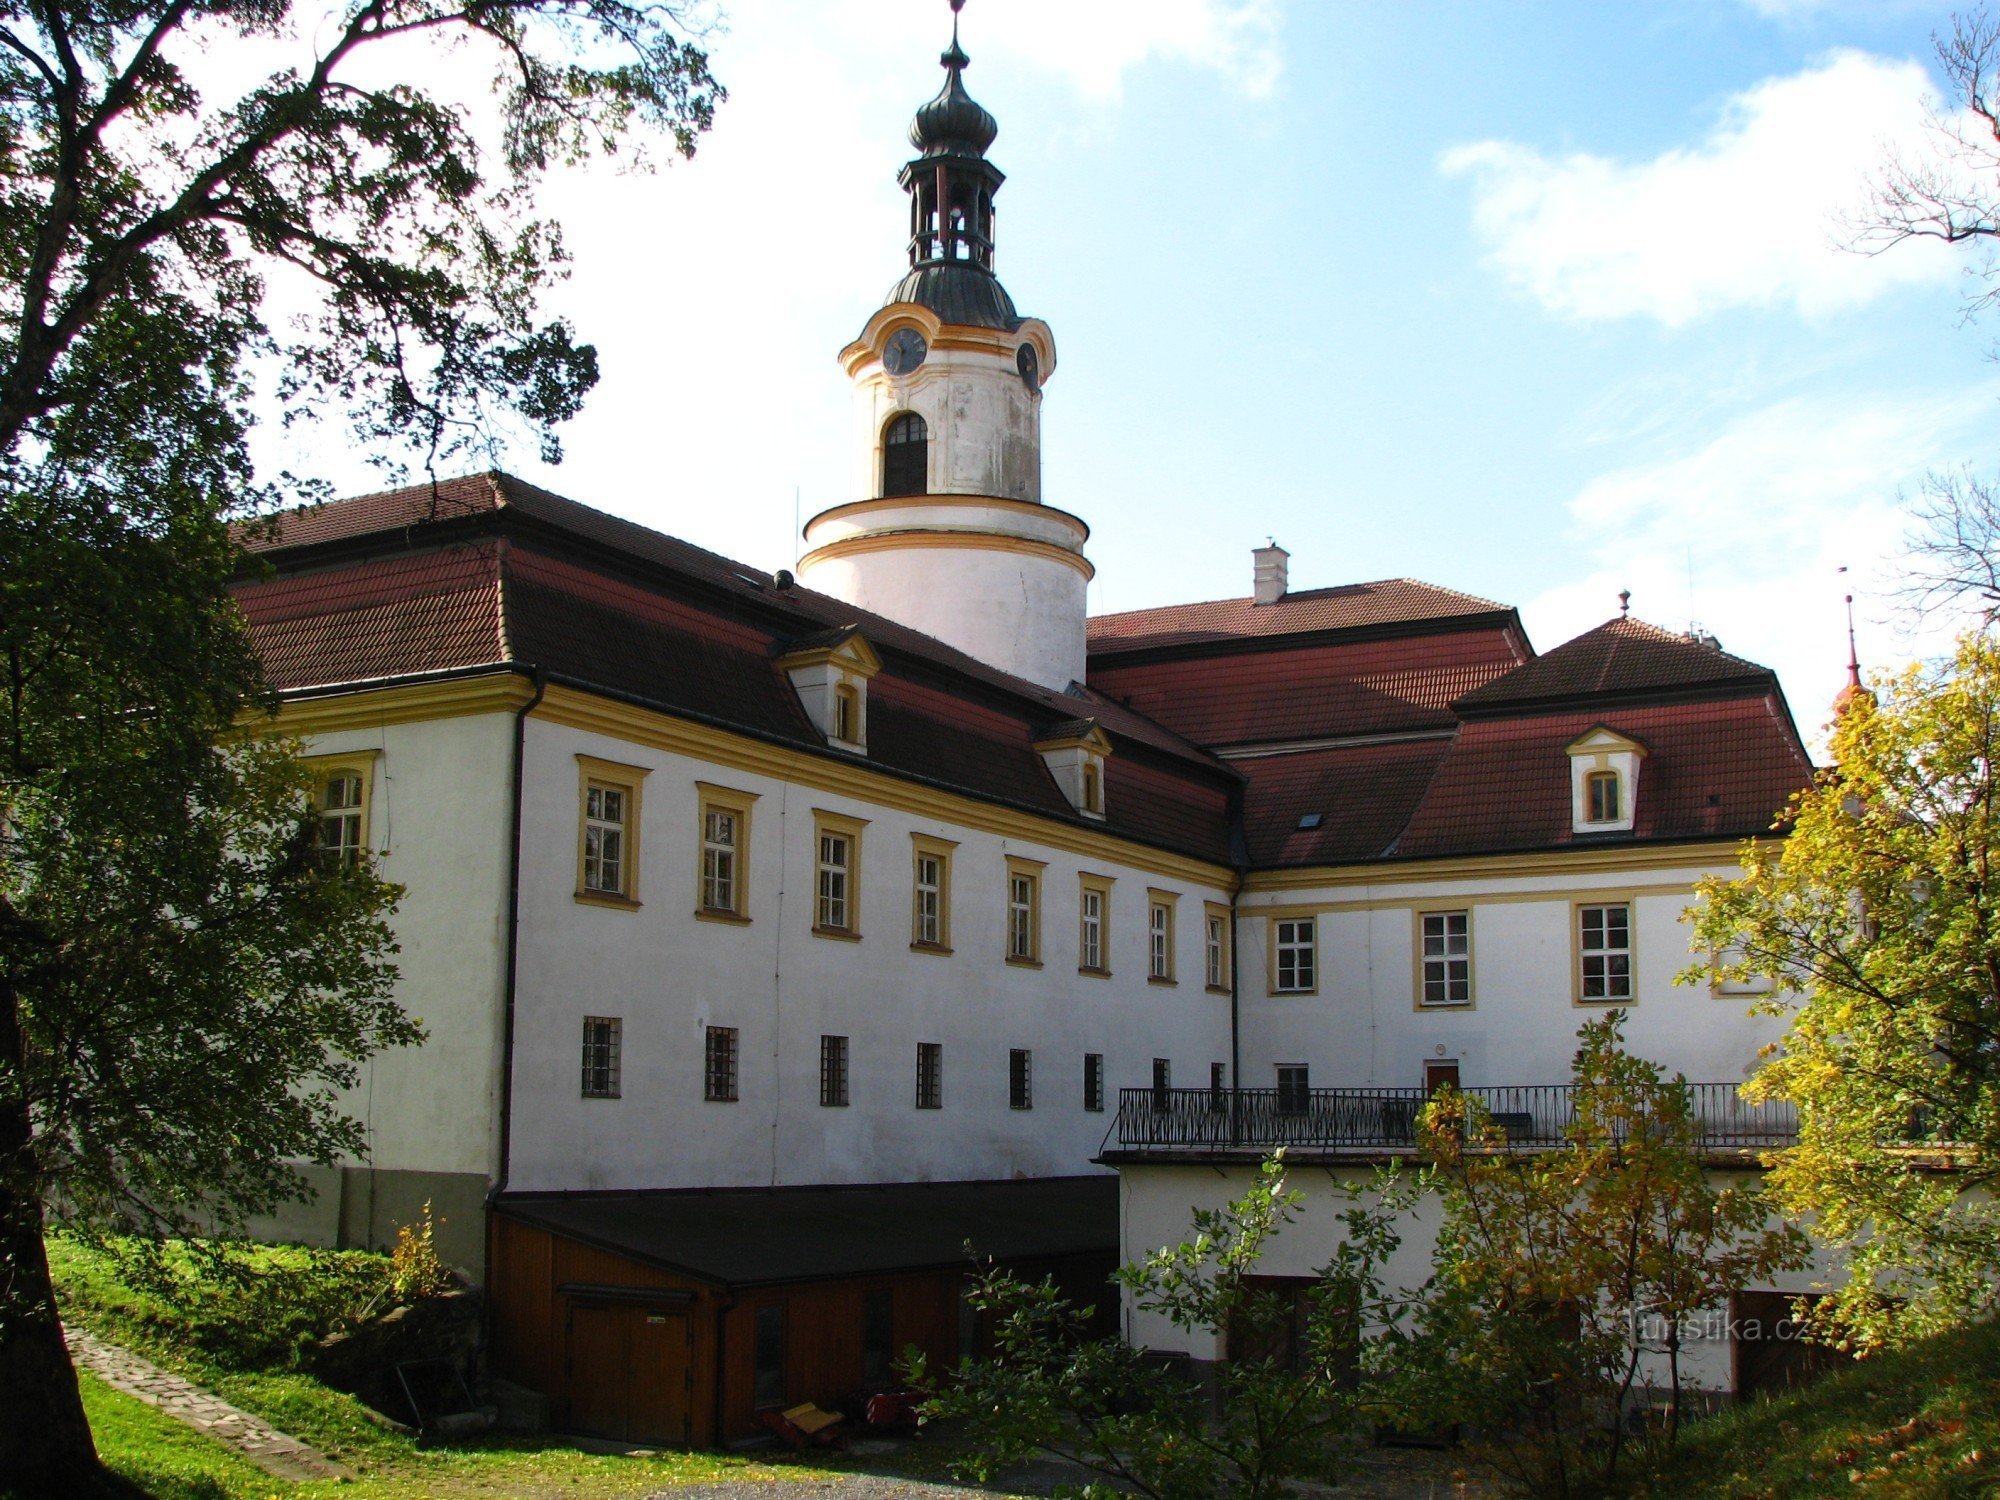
1016,342,1040,392
884,328,929,376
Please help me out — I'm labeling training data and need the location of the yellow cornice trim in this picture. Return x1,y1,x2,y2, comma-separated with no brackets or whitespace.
798,529,1095,582
842,308,1055,379
803,493,1090,544
532,682,1229,887
777,632,883,679
254,673,534,735
1241,840,1774,893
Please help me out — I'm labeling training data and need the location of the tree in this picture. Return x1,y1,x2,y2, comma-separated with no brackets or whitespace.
1395,1014,1806,1499
0,0,722,1491
1850,10,2000,618
913,1154,1421,1500
1691,633,2000,1349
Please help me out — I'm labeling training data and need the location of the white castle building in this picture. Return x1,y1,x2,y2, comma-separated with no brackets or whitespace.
237,13,1827,1444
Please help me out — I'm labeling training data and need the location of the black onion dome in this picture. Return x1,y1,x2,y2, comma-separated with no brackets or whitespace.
882,262,1021,330
910,41,998,157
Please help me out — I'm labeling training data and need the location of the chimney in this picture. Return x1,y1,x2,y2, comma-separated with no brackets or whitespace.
1252,542,1289,606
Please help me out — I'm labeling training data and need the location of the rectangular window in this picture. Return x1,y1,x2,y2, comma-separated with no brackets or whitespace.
753,1303,786,1408
911,835,956,951
812,810,867,937
1420,911,1472,1007
576,755,648,906
1277,1064,1310,1113
1006,861,1043,963
1578,903,1633,1001
1147,891,1177,982
1009,1048,1033,1110
317,770,367,867
1083,1053,1104,1112
916,1041,943,1109
1210,1061,1228,1103
819,1034,849,1108
1151,1057,1171,1104
1273,916,1317,994
1586,770,1621,824
1204,903,1230,991
1079,874,1113,975
704,1024,739,1102
695,783,757,921
581,1016,621,1099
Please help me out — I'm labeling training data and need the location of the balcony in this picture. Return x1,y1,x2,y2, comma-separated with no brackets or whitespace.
1110,1084,1799,1154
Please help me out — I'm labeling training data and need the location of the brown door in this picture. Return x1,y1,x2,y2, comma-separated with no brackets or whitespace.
1424,1060,1460,1094
1733,1292,1852,1399
628,1311,692,1445
567,1303,628,1438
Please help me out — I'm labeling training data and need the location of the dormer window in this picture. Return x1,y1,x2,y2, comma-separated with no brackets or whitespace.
779,629,882,755
1035,718,1112,821
1586,770,1621,824
1566,727,1647,835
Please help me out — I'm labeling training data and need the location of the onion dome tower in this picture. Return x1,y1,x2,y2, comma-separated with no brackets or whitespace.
796,0,1089,691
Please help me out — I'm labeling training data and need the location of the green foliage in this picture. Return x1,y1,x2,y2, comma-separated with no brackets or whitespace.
1397,1013,1808,1500
51,1234,397,1373
386,1201,455,1303
912,1153,1424,1500
1689,633,2000,1347
1627,1315,2000,1499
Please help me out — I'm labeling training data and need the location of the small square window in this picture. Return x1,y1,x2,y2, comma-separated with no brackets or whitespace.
704,1025,739,1102
1009,1048,1033,1110
581,1016,621,1099
820,1034,849,1107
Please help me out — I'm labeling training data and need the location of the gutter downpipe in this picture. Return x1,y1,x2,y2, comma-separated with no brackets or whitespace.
1229,869,1245,1150
486,665,547,1273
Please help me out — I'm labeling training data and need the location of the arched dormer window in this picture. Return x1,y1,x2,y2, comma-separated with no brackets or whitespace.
883,411,928,498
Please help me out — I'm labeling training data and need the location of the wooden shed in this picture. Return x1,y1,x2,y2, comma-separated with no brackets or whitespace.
487,1176,1118,1445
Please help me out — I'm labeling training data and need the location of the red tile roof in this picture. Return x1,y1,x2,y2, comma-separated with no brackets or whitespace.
1457,616,1772,712
1391,696,1812,860
233,476,1238,865
1237,738,1456,866
1087,579,1510,654
1090,629,1527,748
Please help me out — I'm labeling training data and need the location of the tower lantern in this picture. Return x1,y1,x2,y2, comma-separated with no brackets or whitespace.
796,1,1091,692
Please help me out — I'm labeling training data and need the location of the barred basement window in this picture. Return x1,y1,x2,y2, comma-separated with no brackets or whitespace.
581,1016,621,1099
1009,1048,1033,1110
704,1025,739,1102
916,1041,943,1109
820,1034,850,1107
1083,1052,1104,1112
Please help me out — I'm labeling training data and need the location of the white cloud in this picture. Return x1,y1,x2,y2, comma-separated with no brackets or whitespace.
1442,50,1956,324
972,0,1282,102
1521,385,1992,751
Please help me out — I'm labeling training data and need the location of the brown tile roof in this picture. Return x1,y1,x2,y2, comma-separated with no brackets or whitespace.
1237,739,1455,866
1086,579,1510,655
234,476,1237,865
1391,696,1812,860
1456,616,1773,712
1090,629,1527,748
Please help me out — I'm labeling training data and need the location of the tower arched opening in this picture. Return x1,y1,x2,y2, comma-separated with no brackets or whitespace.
882,411,929,498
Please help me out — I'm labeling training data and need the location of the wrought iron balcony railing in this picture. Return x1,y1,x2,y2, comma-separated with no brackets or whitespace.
1112,1084,1799,1152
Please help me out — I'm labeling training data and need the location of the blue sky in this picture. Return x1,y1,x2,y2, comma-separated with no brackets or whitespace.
261,0,1994,739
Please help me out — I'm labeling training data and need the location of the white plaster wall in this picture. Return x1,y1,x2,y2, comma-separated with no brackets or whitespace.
852,344,1041,501
1237,861,1790,1095
301,712,517,1180
506,718,1234,1192
806,498,1086,552
1118,1162,1842,1396
798,539,1088,690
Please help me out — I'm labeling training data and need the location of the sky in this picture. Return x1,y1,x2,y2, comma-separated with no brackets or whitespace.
253,0,2000,743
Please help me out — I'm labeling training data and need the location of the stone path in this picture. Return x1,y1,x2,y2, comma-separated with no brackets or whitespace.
65,1324,354,1482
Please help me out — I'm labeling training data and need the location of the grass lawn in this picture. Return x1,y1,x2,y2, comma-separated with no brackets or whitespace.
1632,1317,2000,1499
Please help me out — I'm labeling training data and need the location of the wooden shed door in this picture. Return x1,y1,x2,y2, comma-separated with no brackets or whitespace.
567,1303,691,1444
1733,1292,1851,1399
